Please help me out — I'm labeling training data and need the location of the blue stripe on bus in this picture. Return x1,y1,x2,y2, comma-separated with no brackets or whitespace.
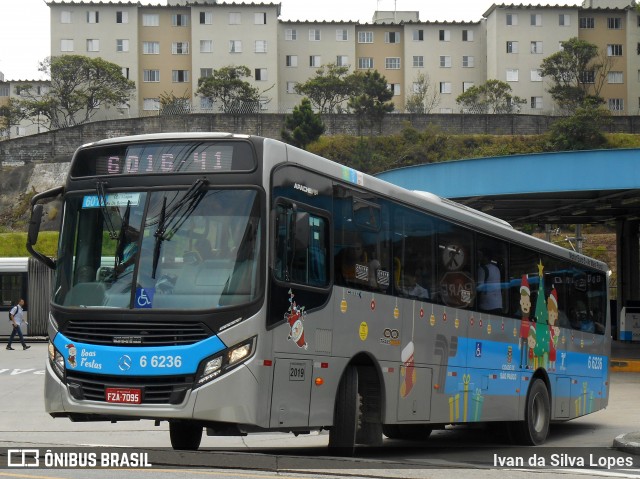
53,333,226,376
443,337,608,397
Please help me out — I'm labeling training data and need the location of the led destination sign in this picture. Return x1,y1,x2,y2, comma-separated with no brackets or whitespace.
71,141,255,177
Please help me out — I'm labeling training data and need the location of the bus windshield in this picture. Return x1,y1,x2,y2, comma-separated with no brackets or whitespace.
54,188,261,310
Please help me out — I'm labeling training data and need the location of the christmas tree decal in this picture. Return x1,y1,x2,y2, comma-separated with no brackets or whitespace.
533,261,549,368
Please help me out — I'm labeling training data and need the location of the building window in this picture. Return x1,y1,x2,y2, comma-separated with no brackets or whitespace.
286,81,297,94
462,56,474,68
116,39,129,52
580,17,595,28
0,85,9,97
439,29,450,41
61,11,72,23
413,29,424,41
531,96,543,109
463,81,474,92
286,55,298,67
358,31,373,43
506,13,518,26
255,68,267,81
530,14,542,26
608,44,623,56
255,40,267,53
336,29,348,41
608,17,622,29
440,82,452,94
581,70,595,83
142,14,159,27
172,14,188,26
309,29,321,41
229,40,242,53
200,12,212,24
462,29,474,41
172,70,189,83
507,41,519,53
143,98,160,111
86,39,100,52
87,11,99,24
413,55,424,67
61,39,74,51
172,42,189,54
255,12,267,24
531,69,543,81
143,42,160,54
116,11,128,24
440,56,451,67
229,12,241,24
506,69,519,82
285,29,297,40
336,55,349,66
121,67,129,79
608,98,624,111
530,41,543,54
389,83,401,96
309,55,321,67
559,14,571,26
385,31,400,43
200,68,213,78
385,57,400,69
200,97,214,110
608,71,624,83
200,40,213,53
358,57,373,69
143,69,160,82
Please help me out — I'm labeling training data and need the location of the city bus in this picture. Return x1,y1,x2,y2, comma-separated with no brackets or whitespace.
27,132,611,453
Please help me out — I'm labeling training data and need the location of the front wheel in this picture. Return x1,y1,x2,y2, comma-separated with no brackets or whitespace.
169,421,203,451
510,378,550,445
328,366,360,455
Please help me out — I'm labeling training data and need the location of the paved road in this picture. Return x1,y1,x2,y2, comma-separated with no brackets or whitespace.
0,343,639,478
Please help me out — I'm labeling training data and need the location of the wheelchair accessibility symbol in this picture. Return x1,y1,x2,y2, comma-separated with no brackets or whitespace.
475,342,482,358
135,287,154,309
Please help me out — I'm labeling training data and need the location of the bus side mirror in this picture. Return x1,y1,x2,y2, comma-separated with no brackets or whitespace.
28,204,43,246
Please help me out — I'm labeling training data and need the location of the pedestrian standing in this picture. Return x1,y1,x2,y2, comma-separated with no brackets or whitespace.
7,299,30,351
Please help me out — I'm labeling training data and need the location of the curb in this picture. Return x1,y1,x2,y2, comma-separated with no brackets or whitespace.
610,359,640,373
613,433,640,455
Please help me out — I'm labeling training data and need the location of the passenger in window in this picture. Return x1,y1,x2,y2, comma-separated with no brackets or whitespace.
195,238,214,260
477,248,503,314
519,275,533,368
402,265,430,300
547,287,559,371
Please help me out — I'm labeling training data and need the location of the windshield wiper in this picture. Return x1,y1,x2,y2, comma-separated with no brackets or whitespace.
151,179,209,279
96,180,119,240
113,201,131,279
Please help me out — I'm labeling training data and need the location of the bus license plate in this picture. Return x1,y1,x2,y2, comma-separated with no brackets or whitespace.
105,387,142,404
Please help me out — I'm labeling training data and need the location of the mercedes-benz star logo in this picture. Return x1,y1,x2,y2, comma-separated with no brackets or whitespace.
118,355,132,371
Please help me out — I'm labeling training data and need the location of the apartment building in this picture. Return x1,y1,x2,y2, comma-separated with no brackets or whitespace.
0,79,50,138
15,0,638,137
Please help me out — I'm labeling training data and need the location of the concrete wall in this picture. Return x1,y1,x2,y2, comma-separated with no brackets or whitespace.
1,113,640,167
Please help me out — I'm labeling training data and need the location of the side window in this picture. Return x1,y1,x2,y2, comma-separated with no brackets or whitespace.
273,202,329,288
476,235,508,315
508,244,540,319
437,222,473,308
393,207,434,301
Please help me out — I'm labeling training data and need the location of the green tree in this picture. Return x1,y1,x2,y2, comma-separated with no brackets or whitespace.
294,64,353,114
0,98,29,138
405,72,440,114
16,55,136,129
540,37,612,113
195,66,260,114
347,70,394,135
159,90,192,115
546,102,610,150
281,98,325,149
456,79,526,114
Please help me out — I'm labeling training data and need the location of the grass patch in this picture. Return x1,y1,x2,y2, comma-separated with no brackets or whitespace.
0,231,58,257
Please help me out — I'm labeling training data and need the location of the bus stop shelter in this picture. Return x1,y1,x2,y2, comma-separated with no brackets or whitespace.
376,148,640,340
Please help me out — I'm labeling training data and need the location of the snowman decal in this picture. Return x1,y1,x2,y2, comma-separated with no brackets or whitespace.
285,289,308,349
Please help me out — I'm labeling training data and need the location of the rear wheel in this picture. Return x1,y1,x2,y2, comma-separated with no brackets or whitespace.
509,378,550,445
328,366,360,455
169,421,203,451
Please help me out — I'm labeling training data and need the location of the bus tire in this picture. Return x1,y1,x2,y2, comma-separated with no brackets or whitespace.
328,365,360,455
383,424,432,441
357,366,383,447
511,378,550,445
169,421,203,451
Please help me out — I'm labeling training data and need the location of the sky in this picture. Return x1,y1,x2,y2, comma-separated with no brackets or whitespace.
0,0,584,81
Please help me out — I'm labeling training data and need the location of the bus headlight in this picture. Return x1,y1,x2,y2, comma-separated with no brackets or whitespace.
195,337,256,388
48,341,65,381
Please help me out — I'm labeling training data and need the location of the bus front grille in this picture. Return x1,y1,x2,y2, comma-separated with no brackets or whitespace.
63,321,210,346
66,370,195,405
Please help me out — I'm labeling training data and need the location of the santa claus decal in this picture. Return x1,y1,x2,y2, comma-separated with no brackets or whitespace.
285,289,308,349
